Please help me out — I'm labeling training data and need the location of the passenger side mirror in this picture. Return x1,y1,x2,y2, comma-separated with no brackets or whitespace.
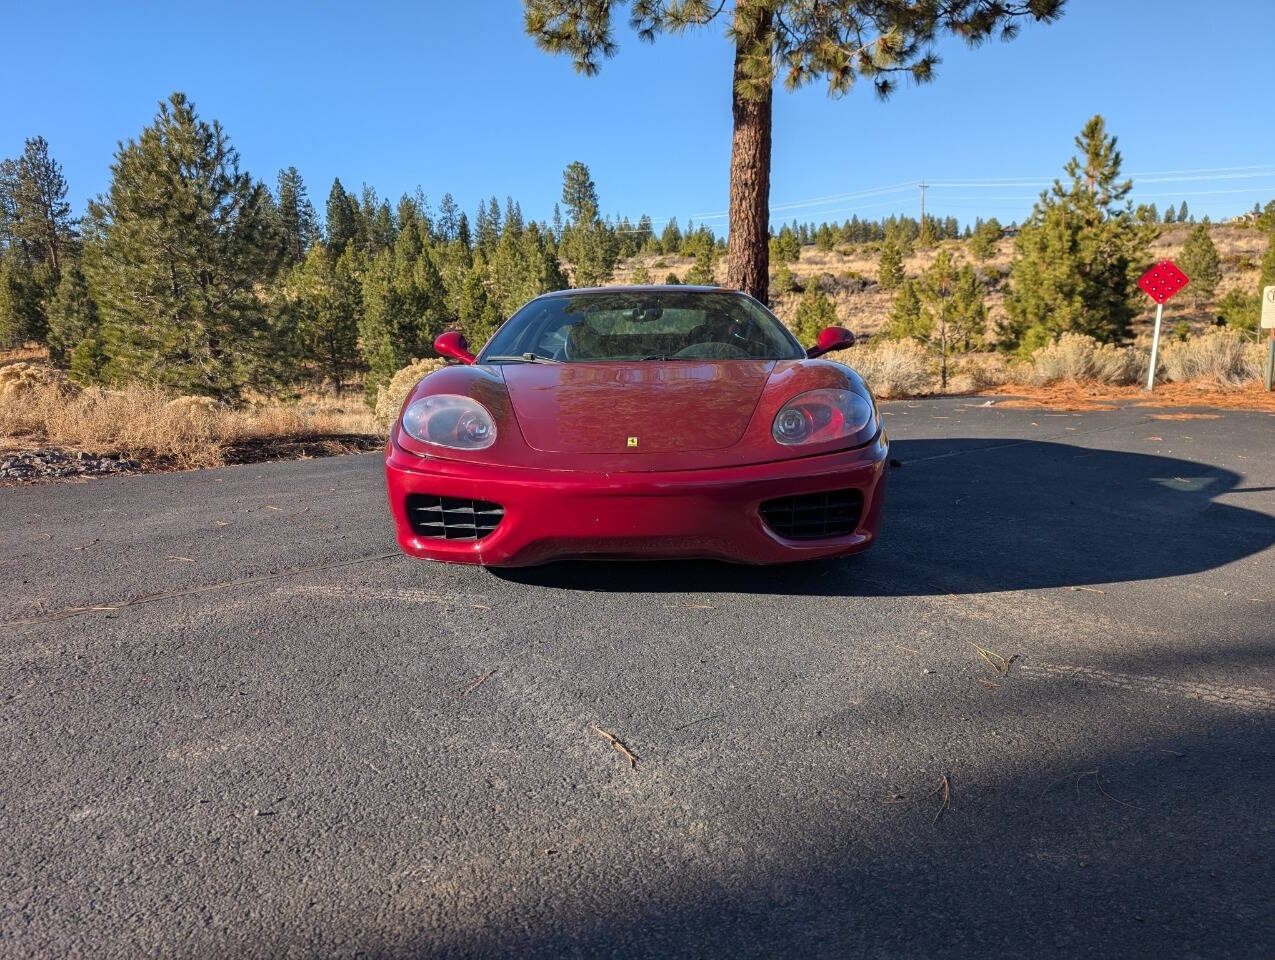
434,330,476,365
806,326,855,358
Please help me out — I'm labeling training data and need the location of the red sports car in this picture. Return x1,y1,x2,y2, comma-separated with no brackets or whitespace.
384,286,888,566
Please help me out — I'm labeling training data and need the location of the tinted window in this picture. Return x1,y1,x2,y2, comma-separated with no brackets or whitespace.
480,291,804,362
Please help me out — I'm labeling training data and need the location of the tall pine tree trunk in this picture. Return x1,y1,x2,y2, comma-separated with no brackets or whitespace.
725,8,772,303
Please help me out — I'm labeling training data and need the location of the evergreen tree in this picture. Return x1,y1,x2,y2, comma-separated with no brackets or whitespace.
815,223,835,252
877,236,904,290
771,260,797,295
0,252,43,346
0,136,76,277
629,264,653,285
916,250,985,387
885,279,923,339
292,244,363,391
561,161,599,224
457,261,501,348
1259,228,1275,296
1004,115,1152,348
1178,223,1221,306
769,225,801,264
455,211,472,250
659,217,682,254
86,93,285,397
1178,200,1189,223
45,259,100,366
276,166,318,264
437,193,460,243
326,178,358,252
1163,205,1176,224
525,0,1062,301
968,217,1001,262
791,281,837,344
358,220,452,400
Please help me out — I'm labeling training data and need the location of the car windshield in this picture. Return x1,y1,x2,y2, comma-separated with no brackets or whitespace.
479,290,805,363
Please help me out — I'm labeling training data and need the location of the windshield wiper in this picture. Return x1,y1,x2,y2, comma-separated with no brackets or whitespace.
485,352,561,364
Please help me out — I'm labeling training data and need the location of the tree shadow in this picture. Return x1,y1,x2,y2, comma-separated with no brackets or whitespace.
493,438,1275,596
351,636,1275,959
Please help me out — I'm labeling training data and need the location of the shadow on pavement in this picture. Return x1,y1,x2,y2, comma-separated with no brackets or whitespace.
358,643,1275,959
493,438,1275,595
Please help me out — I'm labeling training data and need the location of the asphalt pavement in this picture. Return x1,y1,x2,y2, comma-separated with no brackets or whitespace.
2,397,1273,959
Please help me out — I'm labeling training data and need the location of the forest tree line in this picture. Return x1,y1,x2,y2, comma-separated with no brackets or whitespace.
2,98,1272,403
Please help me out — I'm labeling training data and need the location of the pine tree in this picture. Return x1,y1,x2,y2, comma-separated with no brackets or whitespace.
769,225,801,264
561,161,599,224
326,178,358,252
457,262,501,349
276,167,318,264
0,136,76,277
1004,115,1152,348
1178,201,1189,223
968,217,1001,262
916,250,985,387
437,193,460,243
629,264,653,285
791,281,837,344
877,236,904,290
291,245,363,391
1163,205,1176,224
1259,228,1275,296
659,217,682,254
885,279,923,339
86,93,285,397
45,259,100,367
1178,223,1221,306
526,1,1061,301
358,220,452,400
771,261,797,295
0,252,43,346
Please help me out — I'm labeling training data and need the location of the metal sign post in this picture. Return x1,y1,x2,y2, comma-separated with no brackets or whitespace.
1262,286,1275,392
1147,301,1165,391
1138,260,1190,391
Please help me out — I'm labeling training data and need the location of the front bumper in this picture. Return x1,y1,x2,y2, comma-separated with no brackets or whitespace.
383,434,888,567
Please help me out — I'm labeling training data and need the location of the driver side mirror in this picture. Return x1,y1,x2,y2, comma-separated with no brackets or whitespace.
434,330,475,365
806,326,855,358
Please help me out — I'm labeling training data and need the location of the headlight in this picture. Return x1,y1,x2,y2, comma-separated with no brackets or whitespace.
400,394,497,450
771,388,875,446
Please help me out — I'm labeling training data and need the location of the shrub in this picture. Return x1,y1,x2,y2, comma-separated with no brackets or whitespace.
0,360,58,398
1028,333,1139,385
1160,329,1255,387
834,338,933,398
373,357,448,431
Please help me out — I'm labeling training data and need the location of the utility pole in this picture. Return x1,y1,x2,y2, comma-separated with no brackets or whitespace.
919,180,927,228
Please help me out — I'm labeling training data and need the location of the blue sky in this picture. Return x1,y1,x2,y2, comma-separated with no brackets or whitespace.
6,0,1274,232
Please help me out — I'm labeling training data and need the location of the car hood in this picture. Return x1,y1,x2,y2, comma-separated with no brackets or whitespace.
499,361,775,455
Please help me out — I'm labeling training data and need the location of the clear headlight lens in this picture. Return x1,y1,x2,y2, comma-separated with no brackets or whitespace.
771,388,875,446
400,394,497,450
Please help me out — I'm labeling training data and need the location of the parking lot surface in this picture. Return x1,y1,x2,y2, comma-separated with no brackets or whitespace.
2,397,1273,958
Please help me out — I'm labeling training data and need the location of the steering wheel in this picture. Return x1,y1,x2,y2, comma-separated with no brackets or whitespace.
672,341,751,360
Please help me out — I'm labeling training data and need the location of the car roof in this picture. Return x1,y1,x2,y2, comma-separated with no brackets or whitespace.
534,284,738,299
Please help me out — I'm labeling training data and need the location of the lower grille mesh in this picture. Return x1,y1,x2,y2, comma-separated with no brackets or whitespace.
406,494,504,541
760,489,863,540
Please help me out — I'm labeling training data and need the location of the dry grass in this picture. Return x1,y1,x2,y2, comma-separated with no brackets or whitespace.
1,358,377,469
1159,329,1264,387
1027,333,1144,386
373,357,448,430
829,338,933,398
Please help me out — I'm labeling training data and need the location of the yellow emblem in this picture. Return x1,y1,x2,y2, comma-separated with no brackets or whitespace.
627,436,639,448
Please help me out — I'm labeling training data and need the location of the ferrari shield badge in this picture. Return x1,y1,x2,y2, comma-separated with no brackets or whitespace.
627,436,639,448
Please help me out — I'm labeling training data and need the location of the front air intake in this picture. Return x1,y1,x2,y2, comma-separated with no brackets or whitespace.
406,494,504,541
760,489,863,540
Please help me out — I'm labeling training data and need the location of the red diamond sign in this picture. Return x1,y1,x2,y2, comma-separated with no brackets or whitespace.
1138,259,1190,304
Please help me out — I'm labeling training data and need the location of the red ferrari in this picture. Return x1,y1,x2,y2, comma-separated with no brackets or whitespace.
384,286,888,566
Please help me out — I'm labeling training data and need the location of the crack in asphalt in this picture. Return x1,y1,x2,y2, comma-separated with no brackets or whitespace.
0,551,402,629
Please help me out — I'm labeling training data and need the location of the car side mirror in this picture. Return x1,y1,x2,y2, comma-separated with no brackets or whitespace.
806,326,855,358
434,330,475,365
